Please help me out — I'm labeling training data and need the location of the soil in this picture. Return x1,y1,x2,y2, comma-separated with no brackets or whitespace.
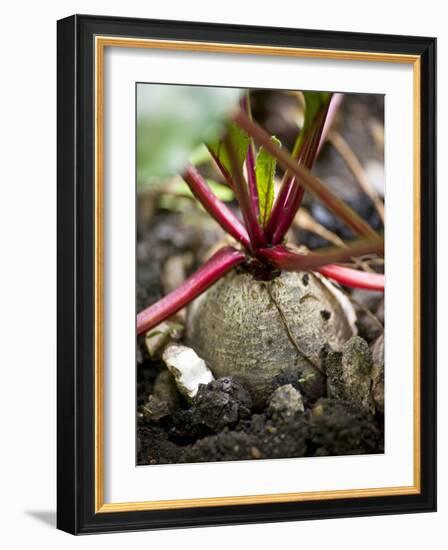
136,94,385,465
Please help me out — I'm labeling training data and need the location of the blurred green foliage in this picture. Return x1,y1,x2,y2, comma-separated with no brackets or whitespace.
158,178,234,212
137,84,242,187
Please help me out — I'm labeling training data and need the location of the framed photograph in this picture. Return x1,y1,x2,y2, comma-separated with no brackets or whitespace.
57,14,436,534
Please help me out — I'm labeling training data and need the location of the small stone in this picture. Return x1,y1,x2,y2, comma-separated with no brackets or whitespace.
268,384,305,420
152,369,180,411
141,370,180,422
370,334,384,414
351,289,384,312
326,336,375,413
351,289,384,343
356,312,383,343
251,446,262,459
274,364,326,404
162,344,214,400
161,254,194,324
162,254,190,295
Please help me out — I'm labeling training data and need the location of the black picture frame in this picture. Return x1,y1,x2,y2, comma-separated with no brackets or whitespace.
57,14,436,534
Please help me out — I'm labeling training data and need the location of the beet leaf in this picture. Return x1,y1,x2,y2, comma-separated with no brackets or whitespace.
255,136,280,228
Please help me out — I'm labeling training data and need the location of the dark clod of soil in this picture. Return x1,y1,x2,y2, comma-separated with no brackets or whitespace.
189,377,252,432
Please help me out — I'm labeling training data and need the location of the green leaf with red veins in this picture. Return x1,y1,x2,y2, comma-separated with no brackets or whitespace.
255,136,281,227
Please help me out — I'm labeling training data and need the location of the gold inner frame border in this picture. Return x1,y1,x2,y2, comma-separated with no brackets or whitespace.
94,35,421,513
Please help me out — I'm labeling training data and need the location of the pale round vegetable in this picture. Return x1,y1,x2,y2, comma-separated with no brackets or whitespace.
187,269,356,407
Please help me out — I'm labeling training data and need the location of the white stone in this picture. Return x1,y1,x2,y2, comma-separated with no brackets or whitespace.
162,344,214,400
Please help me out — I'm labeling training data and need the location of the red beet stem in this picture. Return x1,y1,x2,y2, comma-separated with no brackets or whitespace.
183,164,250,248
317,264,385,291
223,135,267,249
317,93,344,155
241,94,260,219
246,142,260,219
233,110,378,241
257,240,384,291
265,99,336,245
137,246,246,335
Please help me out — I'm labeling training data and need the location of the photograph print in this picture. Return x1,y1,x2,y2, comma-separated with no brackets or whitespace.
135,84,385,466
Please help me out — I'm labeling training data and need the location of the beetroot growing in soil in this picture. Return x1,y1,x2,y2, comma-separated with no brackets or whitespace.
136,87,385,464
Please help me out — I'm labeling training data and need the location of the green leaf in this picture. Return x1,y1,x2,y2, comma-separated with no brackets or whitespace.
206,179,234,202
188,143,211,167
171,179,234,202
208,121,250,177
302,92,331,129
158,194,192,213
255,136,281,227
157,178,234,213
137,85,242,185
292,91,331,157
